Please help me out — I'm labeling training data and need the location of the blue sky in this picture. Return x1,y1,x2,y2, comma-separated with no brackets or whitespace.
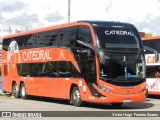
0,0,160,35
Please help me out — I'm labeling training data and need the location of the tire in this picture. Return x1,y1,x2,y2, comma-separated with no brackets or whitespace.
111,102,123,107
12,83,20,98
20,83,28,99
70,86,83,107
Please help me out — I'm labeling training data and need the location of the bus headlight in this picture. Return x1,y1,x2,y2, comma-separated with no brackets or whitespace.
140,85,146,93
98,84,111,93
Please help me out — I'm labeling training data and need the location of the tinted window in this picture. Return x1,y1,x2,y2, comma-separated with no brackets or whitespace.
3,26,77,51
143,39,160,53
146,66,160,78
2,38,11,51
77,26,92,43
27,34,37,47
17,61,80,78
36,32,51,47
94,26,140,51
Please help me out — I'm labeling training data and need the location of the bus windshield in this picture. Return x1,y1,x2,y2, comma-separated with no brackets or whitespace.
93,25,145,82
94,25,141,51
99,53,145,81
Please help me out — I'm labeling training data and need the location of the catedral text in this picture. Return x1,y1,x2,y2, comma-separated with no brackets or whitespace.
146,54,160,65
105,30,133,36
23,50,51,61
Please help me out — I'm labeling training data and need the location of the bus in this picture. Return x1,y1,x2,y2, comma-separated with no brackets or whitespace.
2,21,158,107
142,36,160,96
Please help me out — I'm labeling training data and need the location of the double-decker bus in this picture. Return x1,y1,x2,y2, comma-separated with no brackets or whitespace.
2,21,158,107
142,36,160,96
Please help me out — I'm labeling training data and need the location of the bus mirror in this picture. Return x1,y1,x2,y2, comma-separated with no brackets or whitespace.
77,40,105,64
144,46,159,63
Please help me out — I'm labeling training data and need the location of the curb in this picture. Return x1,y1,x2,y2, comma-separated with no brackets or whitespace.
0,89,13,97
0,89,3,95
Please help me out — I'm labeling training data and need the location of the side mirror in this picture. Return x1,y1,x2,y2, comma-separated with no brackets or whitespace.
144,46,159,63
77,40,105,64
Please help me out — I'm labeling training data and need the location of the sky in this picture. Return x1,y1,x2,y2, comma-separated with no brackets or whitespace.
0,0,160,36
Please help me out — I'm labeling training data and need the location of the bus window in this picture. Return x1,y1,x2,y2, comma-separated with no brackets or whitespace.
31,64,39,77
77,26,92,43
27,34,37,47
146,66,160,78
36,32,50,47
38,63,50,77
58,61,67,77
48,62,59,77
17,63,31,77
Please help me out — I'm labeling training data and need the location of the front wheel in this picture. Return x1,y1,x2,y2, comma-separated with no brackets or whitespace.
12,83,20,98
20,83,28,99
70,86,84,107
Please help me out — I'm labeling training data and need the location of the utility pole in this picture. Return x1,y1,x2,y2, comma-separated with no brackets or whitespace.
67,0,71,22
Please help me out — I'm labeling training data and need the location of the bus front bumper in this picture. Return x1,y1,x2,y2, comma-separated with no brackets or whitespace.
86,90,146,103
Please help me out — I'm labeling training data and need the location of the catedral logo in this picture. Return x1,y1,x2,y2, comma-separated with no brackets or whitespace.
147,78,160,91
7,40,21,69
145,54,160,65
105,30,134,36
23,50,51,61
7,40,52,63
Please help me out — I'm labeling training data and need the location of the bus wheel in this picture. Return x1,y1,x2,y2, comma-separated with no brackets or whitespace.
20,83,28,99
12,83,20,98
111,102,123,107
71,86,83,107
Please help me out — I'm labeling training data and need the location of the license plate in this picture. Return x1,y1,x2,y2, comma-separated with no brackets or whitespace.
123,99,131,102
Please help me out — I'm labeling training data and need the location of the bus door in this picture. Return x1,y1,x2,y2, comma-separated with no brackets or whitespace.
76,47,97,96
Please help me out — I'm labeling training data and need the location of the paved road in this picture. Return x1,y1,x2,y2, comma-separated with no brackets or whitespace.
0,95,159,120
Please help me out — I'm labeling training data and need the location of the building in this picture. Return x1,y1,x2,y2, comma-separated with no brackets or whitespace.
0,24,30,37
139,32,153,38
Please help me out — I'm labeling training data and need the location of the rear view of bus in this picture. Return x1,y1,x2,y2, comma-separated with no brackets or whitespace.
2,21,158,107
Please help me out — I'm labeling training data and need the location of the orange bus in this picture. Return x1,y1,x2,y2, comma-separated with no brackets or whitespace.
2,21,158,107
142,36,160,96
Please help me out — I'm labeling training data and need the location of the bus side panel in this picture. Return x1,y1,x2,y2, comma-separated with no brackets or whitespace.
2,77,12,93
147,78,160,95
64,78,95,102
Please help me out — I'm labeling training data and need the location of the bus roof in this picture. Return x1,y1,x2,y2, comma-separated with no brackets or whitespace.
4,20,135,39
79,20,135,27
142,36,160,41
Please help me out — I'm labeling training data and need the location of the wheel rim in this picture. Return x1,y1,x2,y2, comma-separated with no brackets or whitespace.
13,85,17,94
21,86,25,96
73,90,80,103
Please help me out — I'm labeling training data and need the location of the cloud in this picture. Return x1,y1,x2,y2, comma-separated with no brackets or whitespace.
105,0,160,36
127,13,160,36
5,13,39,26
0,0,27,13
0,14,4,21
45,11,65,22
